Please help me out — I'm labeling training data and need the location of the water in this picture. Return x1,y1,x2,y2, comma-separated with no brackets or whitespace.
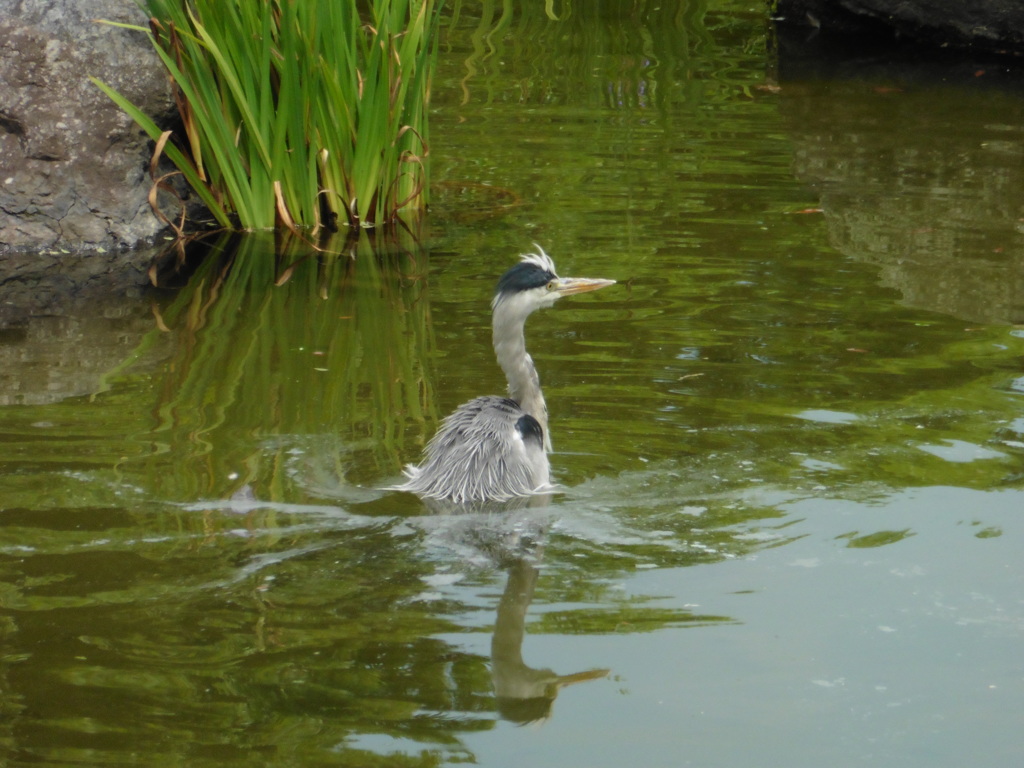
3,2,1024,766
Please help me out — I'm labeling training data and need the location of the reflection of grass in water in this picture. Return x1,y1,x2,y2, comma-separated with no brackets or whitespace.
140,230,435,503
447,0,718,111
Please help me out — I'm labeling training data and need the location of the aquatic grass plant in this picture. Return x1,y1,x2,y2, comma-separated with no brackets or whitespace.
93,0,441,233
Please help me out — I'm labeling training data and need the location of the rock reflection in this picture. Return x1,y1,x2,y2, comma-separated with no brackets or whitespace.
0,249,165,405
775,32,1024,324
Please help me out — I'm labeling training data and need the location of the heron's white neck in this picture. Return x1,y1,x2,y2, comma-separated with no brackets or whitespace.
492,299,551,451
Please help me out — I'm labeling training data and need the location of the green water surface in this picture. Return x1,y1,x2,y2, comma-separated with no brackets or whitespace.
2,2,1023,766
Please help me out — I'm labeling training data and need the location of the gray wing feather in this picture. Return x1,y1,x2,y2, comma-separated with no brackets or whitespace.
397,396,550,503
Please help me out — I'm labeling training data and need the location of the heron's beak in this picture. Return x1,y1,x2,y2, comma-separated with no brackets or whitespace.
554,277,616,296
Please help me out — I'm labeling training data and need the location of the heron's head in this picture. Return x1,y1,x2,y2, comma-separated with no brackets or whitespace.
492,246,615,320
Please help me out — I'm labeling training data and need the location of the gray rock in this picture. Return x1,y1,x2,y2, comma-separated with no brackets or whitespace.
0,0,175,254
774,0,1024,52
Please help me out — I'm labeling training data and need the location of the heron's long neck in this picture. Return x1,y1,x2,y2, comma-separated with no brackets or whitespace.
493,305,551,450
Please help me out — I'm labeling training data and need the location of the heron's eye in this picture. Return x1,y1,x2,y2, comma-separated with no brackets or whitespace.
546,280,557,291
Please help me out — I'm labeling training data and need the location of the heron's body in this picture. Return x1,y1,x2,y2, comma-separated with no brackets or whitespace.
400,396,549,503
397,247,614,504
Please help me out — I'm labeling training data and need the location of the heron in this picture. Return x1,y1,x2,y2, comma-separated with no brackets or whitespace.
396,246,615,504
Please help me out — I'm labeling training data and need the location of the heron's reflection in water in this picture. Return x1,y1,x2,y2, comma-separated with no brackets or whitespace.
492,557,609,724
415,492,609,724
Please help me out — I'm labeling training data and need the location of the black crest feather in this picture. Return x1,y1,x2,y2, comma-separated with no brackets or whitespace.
495,261,556,296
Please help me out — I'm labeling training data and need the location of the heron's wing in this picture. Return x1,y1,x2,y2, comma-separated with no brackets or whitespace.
397,396,550,503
